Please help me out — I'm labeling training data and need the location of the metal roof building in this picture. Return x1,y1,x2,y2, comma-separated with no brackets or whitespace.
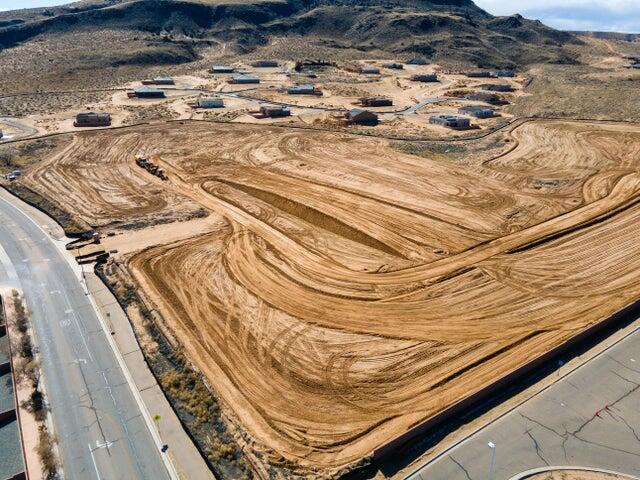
481,83,513,92
360,66,380,74
465,71,492,78
74,112,112,127
465,91,508,105
383,63,404,70
230,75,260,84
132,86,166,98
259,105,290,118
197,97,224,108
360,97,393,107
142,76,175,85
211,65,235,73
429,115,471,129
458,105,496,118
494,69,516,77
407,58,428,65
287,84,317,95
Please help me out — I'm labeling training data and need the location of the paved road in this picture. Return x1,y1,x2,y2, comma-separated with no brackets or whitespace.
407,326,640,480
0,195,171,480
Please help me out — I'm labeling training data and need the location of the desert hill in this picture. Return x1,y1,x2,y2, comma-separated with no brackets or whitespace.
0,0,581,94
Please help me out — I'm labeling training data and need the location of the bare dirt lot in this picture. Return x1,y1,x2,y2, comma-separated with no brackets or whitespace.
529,470,632,480
8,119,640,476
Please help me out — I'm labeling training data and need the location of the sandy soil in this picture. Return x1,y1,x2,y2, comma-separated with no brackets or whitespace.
14,118,640,476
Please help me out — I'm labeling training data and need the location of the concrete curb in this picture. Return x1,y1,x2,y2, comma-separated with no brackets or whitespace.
509,466,640,480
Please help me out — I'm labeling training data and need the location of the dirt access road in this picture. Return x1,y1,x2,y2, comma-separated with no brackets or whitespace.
11,118,640,477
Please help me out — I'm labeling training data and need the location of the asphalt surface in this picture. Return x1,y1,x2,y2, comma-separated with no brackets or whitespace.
0,195,170,480
407,326,640,480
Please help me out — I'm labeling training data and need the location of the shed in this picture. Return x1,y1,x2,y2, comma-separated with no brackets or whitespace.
429,115,471,129
407,58,428,65
259,105,291,118
345,109,378,126
197,97,224,108
211,65,235,73
383,63,404,70
411,73,438,82
142,76,175,85
458,105,495,118
360,66,380,74
360,97,393,107
481,83,513,92
287,84,319,95
74,112,112,127
230,75,261,84
252,60,279,67
132,86,166,98
465,71,492,78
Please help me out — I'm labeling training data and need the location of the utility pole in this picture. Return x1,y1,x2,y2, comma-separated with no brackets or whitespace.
487,442,497,480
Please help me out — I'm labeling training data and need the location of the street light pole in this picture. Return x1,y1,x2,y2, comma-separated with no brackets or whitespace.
487,441,497,480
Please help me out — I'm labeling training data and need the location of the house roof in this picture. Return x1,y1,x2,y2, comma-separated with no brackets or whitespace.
135,86,164,93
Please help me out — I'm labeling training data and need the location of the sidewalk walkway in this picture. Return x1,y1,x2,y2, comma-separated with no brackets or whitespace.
83,268,214,480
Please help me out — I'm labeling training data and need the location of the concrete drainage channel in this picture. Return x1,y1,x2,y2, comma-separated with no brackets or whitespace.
509,467,640,480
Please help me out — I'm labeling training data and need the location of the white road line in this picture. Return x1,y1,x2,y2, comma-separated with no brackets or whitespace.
88,443,101,480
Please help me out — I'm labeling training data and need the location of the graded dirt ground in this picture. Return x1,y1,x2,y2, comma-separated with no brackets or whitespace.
529,470,631,480
10,119,640,476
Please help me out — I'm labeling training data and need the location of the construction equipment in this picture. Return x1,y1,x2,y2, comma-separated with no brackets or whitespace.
135,155,168,181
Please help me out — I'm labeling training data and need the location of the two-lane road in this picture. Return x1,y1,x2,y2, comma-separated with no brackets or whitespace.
0,194,171,480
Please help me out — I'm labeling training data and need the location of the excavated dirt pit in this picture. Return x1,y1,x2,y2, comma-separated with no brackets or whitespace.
16,119,640,476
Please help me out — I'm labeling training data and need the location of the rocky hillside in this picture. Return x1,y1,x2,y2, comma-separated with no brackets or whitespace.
0,0,581,93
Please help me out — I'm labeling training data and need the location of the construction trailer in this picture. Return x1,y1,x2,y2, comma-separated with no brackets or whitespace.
211,65,235,73
229,74,260,84
142,76,175,85
251,60,279,67
411,73,438,82
360,66,380,74
287,84,322,95
196,97,224,108
360,97,393,107
494,69,516,77
345,108,379,126
465,71,492,78
465,91,509,105
74,112,112,127
429,115,471,129
458,105,496,118
383,62,404,70
128,86,166,98
407,58,428,65
481,83,513,92
256,105,291,118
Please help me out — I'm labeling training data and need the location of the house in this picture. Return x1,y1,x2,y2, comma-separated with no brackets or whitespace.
74,112,112,127
407,58,428,65
458,105,496,118
287,84,321,95
360,97,393,107
129,86,166,98
345,108,378,126
411,73,438,82
481,83,513,92
252,60,278,67
142,76,175,85
494,69,516,77
465,71,492,78
197,97,224,108
211,65,235,74
360,66,380,74
259,105,291,118
230,75,260,84
465,91,508,105
429,115,471,129
383,63,404,70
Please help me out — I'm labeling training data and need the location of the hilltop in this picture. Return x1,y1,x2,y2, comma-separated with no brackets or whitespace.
0,0,581,94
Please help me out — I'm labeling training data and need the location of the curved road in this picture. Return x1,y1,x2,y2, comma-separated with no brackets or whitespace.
0,194,172,480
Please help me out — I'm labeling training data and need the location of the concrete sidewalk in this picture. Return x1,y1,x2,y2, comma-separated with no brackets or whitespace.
83,268,214,480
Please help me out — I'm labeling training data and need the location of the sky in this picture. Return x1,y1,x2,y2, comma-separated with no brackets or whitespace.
0,0,639,33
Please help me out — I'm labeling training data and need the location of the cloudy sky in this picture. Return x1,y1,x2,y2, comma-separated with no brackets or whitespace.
474,0,640,32
0,0,639,33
